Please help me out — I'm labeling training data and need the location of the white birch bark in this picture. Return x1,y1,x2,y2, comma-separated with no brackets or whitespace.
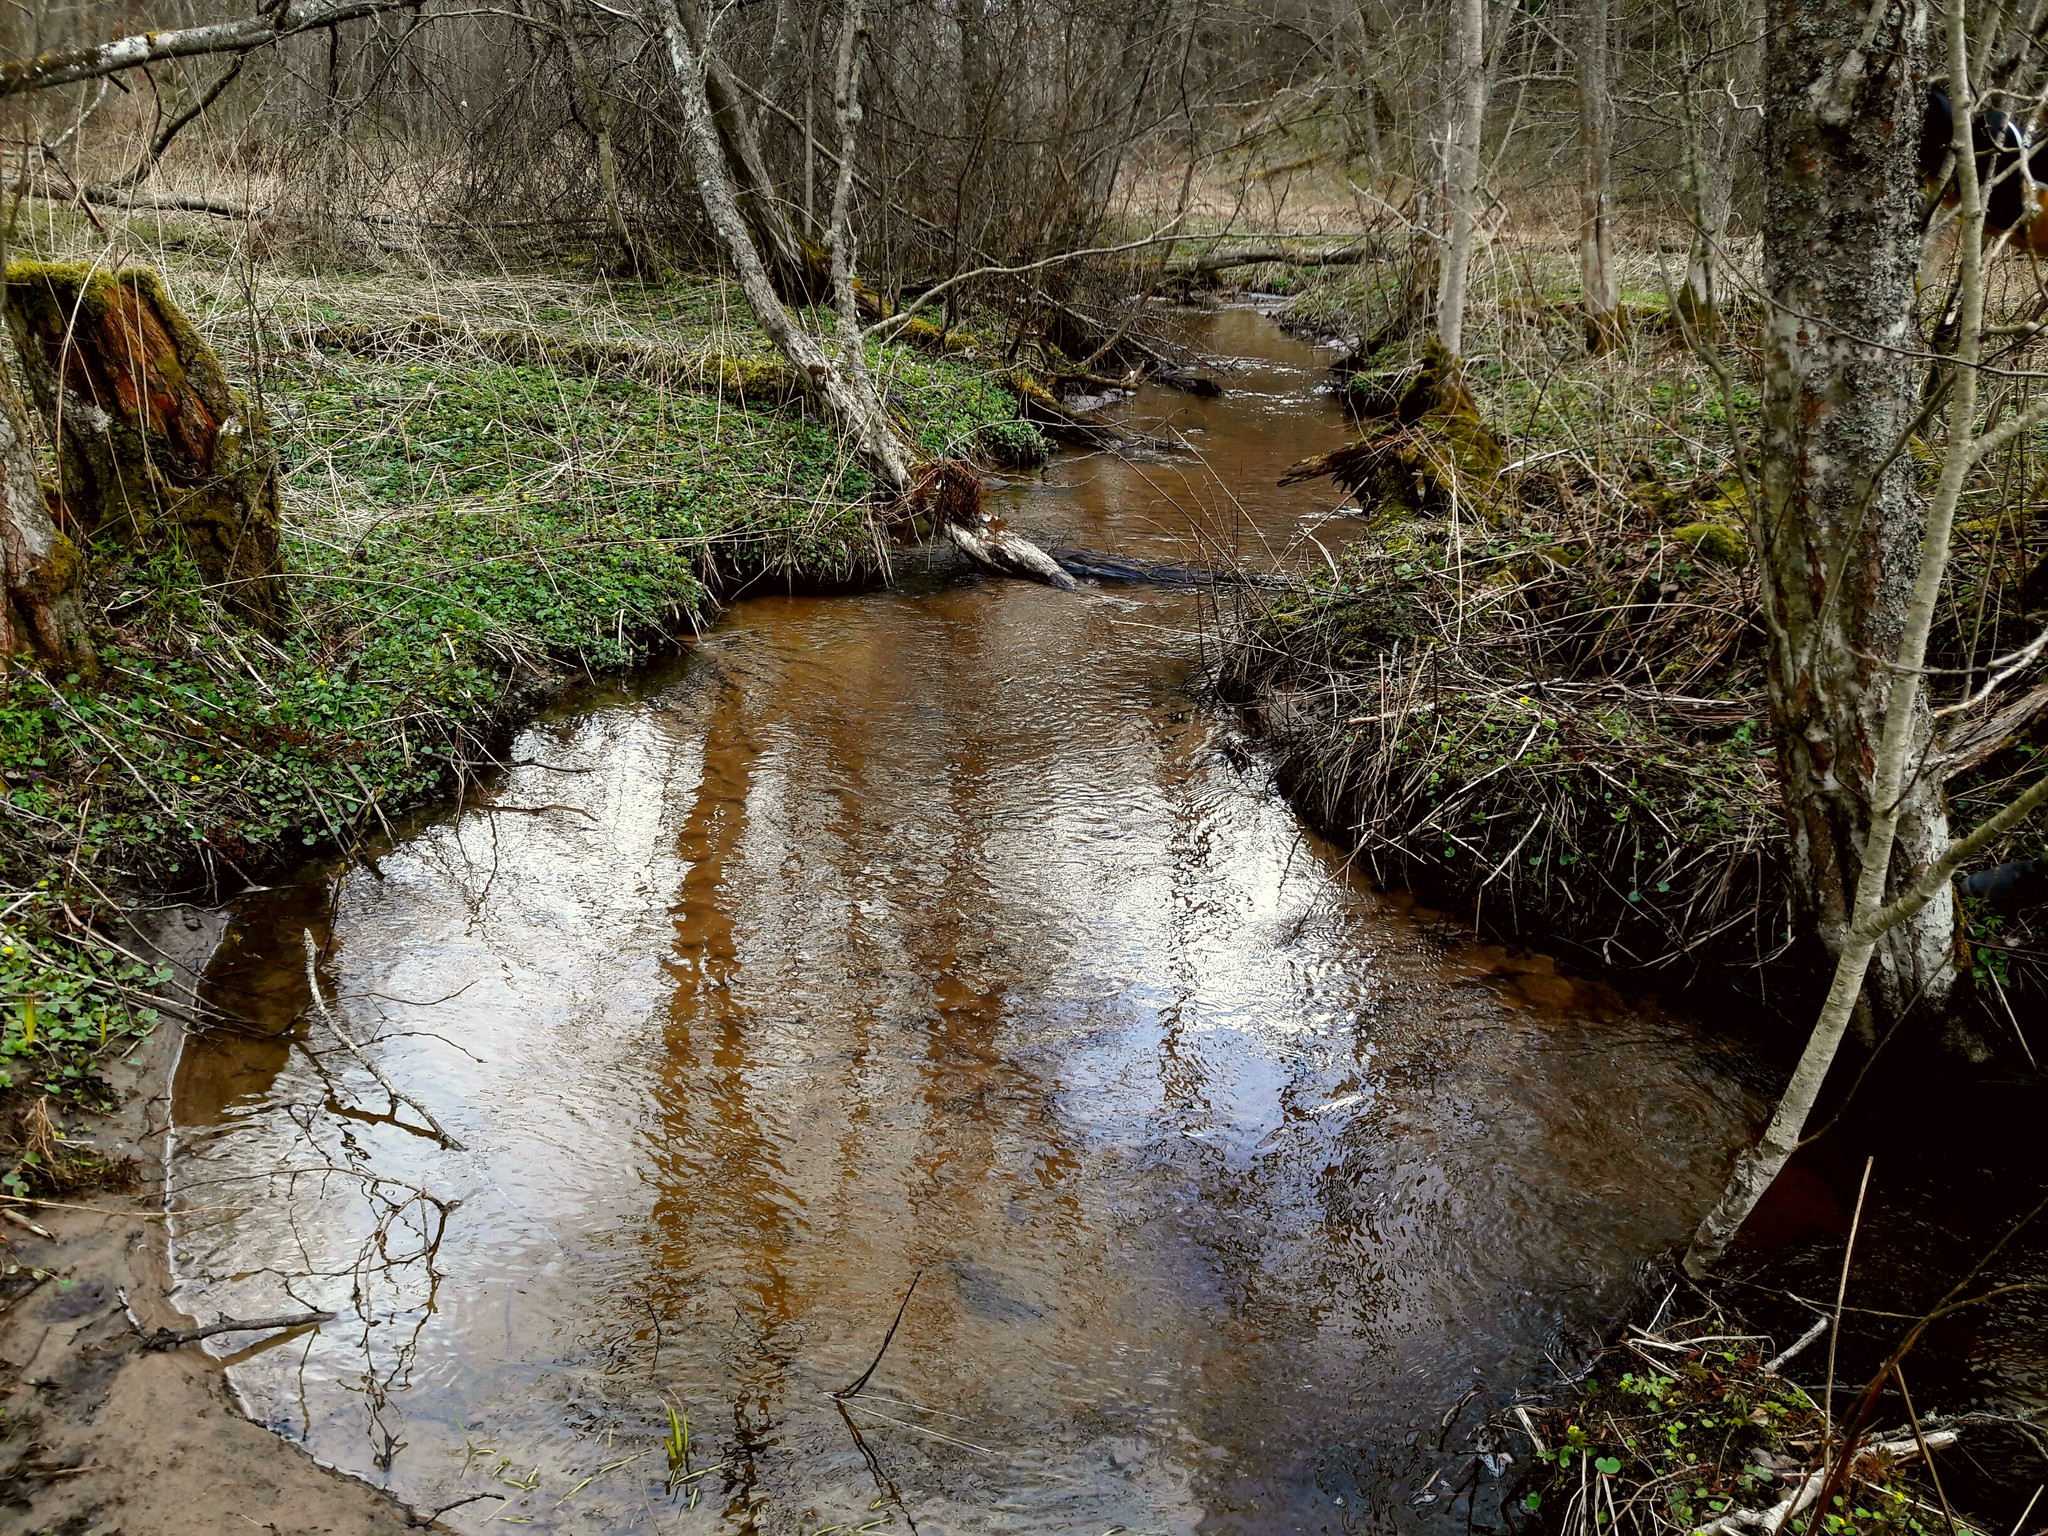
1577,0,1621,350
656,0,912,497
653,0,1073,590
674,0,816,298
1744,0,1954,1039
1435,0,1488,357
2,0,422,96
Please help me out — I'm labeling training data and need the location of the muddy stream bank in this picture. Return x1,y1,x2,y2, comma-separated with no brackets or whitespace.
169,309,1770,1534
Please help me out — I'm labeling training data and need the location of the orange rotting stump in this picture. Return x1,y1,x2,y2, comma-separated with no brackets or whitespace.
4,261,286,627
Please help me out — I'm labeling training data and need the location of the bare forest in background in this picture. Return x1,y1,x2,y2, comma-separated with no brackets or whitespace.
6,0,1764,299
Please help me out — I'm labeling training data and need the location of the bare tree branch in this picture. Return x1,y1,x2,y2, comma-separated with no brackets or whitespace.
1,0,430,98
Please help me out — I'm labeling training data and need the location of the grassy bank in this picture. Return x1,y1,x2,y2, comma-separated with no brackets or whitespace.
0,254,1040,1162
1220,244,2046,1008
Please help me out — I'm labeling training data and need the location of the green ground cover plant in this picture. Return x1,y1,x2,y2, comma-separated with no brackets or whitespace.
1516,1303,1960,1536
0,259,1038,1150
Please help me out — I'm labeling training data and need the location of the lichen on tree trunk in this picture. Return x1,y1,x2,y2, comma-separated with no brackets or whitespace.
1754,0,1952,1031
4,261,287,628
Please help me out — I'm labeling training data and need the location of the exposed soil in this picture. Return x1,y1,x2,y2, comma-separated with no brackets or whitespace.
0,909,437,1536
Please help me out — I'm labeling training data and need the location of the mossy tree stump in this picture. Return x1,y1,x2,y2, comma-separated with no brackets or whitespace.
1283,339,1506,517
4,262,286,627
0,360,92,671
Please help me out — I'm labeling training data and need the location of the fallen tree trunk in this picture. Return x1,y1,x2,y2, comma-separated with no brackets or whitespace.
1162,243,1381,278
1048,547,1295,589
1938,678,2048,781
923,462,1076,590
5,262,287,627
308,317,804,399
0,0,426,96
21,181,266,220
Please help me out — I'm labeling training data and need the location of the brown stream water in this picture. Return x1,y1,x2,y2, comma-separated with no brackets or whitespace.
170,309,1766,1534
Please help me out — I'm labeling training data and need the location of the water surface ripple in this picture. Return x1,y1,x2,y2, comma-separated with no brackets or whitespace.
173,310,1762,1534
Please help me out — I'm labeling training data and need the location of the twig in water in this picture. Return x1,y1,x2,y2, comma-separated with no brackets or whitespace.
2008,1486,2043,1536
1764,1315,1831,1375
145,1309,335,1349
302,930,463,1150
834,1268,922,1398
409,1491,508,1526
1893,1364,1959,1536
1,1197,168,1221
835,1398,922,1536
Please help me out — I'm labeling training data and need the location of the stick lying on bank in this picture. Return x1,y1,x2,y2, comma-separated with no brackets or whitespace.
143,1309,336,1350
1695,1432,1959,1536
0,1207,54,1239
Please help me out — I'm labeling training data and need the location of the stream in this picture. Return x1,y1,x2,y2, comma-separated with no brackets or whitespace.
169,309,1770,1534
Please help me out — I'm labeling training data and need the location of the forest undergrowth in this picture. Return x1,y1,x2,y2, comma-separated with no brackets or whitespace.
1507,1292,1976,1536
1221,237,2047,1040
0,230,1041,1178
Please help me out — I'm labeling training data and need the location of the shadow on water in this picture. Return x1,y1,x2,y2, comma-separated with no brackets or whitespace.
174,308,1775,1534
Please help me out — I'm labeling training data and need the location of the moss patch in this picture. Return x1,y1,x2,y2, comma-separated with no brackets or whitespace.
1301,339,1507,517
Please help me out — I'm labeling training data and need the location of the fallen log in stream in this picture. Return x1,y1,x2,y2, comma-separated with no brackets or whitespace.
1049,547,1298,589
922,461,1078,590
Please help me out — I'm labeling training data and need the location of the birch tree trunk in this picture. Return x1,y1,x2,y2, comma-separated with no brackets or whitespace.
657,0,910,495
823,0,873,366
1676,0,1750,328
1751,0,1951,1038
653,0,1075,590
1680,91,1739,320
1435,0,1488,357
673,0,820,302
1577,0,1621,351
1688,0,1995,1275
1336,0,1385,173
